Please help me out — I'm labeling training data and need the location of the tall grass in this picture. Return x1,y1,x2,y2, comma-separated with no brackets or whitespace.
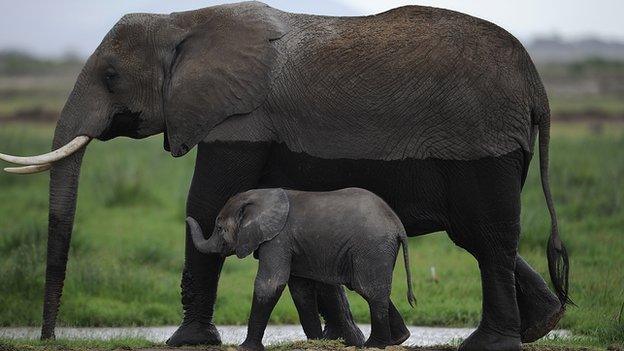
0,122,622,348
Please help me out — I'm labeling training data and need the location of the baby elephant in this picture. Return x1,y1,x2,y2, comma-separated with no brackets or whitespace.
187,187,415,350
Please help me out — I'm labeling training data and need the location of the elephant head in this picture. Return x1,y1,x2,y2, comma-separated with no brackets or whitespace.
188,188,290,259
0,2,287,339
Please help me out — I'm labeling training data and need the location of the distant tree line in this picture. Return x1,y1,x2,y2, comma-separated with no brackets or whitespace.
0,50,83,76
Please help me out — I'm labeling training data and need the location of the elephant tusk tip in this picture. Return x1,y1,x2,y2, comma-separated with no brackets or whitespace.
4,164,52,174
0,135,90,165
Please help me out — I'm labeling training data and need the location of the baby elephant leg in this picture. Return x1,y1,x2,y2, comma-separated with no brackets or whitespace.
364,296,391,347
241,260,290,351
289,276,323,340
389,300,410,345
316,283,365,346
355,247,397,348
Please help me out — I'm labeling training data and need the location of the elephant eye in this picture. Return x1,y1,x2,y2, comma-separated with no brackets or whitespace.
104,69,118,93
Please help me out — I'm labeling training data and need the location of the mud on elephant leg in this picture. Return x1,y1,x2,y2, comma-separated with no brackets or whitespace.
167,185,225,346
515,255,564,342
317,283,365,346
167,256,223,346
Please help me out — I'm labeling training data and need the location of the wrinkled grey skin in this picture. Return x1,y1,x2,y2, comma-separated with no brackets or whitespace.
12,2,570,351
188,188,416,350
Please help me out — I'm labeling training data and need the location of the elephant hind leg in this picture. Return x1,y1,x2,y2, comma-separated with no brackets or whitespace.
515,255,564,342
451,221,522,351
363,297,392,348
289,276,323,340
388,299,410,345
316,283,365,346
440,147,527,350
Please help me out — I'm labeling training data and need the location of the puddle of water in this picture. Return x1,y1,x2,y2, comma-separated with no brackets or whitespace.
0,325,570,346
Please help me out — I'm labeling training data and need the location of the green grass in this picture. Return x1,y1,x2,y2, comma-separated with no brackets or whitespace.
0,95,66,117
0,338,158,351
0,122,622,348
0,70,77,117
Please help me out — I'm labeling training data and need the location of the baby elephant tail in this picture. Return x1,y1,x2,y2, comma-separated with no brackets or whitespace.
400,235,416,308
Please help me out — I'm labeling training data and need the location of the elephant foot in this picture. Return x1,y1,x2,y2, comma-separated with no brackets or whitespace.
363,336,391,349
520,304,565,343
238,340,265,351
166,320,221,346
318,285,365,346
515,255,566,343
458,327,521,351
390,328,410,346
323,322,365,346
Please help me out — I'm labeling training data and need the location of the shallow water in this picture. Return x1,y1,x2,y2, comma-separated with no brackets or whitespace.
0,325,569,346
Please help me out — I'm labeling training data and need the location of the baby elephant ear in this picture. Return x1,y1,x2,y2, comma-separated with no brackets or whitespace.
235,189,290,259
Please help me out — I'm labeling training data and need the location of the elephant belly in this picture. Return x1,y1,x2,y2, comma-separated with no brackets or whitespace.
260,142,529,237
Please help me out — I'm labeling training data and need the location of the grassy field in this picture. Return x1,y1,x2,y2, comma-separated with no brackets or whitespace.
0,122,622,349
0,338,616,351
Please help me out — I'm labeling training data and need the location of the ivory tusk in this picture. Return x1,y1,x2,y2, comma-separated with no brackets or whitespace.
4,164,52,174
0,136,90,165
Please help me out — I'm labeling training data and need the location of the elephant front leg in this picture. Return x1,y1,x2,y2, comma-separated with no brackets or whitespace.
167,142,271,346
241,251,291,351
166,245,224,346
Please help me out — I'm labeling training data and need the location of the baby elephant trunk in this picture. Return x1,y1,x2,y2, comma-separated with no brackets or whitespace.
400,235,417,307
186,217,222,254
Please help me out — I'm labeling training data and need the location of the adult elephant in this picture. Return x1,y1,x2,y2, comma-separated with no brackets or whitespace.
0,2,570,350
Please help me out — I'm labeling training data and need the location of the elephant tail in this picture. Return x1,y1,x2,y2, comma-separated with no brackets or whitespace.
400,235,416,308
537,110,573,307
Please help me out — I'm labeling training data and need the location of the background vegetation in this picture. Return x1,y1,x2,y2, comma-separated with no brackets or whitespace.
0,52,622,349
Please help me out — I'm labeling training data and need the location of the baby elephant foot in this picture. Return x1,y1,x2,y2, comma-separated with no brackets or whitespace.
458,328,521,351
239,340,264,351
390,328,410,346
364,336,392,349
323,323,365,346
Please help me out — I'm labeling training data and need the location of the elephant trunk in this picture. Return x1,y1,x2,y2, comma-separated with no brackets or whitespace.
186,217,223,254
40,107,88,339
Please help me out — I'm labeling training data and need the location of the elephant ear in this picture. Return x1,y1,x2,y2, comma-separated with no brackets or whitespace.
164,3,287,156
235,189,290,259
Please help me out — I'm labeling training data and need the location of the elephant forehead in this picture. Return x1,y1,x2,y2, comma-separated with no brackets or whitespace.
96,14,169,62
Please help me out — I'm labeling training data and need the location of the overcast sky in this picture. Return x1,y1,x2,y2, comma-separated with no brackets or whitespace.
0,0,622,57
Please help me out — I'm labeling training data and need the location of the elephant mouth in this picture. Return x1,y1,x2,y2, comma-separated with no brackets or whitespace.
98,109,143,141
